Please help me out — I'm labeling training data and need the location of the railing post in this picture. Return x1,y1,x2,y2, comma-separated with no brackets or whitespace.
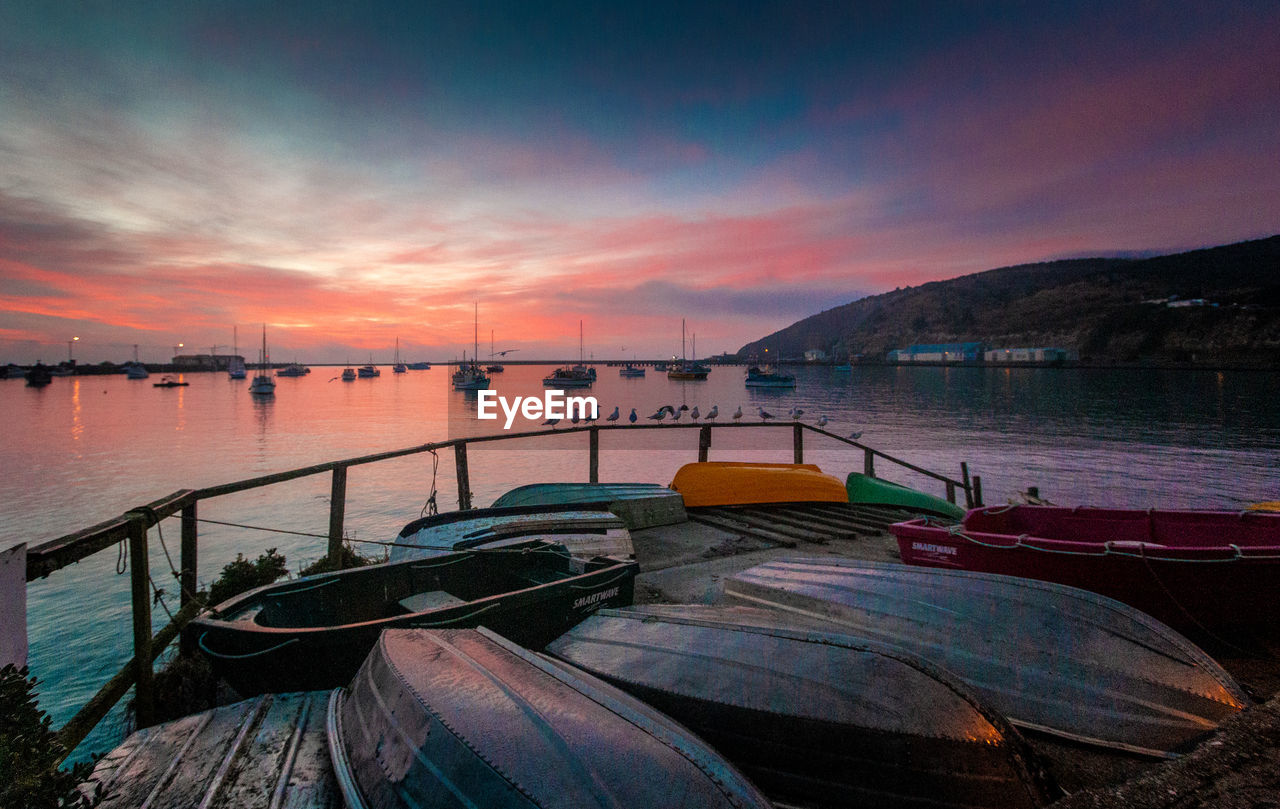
698,425,711,463
973,476,984,507
961,462,974,508
793,423,804,464
945,481,957,504
863,448,875,477
127,513,155,729
588,428,599,483
455,443,472,510
179,502,198,656
328,466,347,561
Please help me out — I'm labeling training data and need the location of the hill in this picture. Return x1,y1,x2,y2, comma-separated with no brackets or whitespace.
738,236,1280,365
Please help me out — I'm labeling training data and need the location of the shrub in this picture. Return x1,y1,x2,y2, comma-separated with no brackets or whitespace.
206,548,287,606
0,664,103,808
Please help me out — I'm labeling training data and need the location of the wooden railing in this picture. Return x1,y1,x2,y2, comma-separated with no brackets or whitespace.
25,422,980,759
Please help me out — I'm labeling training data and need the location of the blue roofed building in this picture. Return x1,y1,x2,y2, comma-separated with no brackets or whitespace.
886,342,984,364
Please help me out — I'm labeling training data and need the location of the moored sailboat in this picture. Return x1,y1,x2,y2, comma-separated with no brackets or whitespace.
248,325,275,396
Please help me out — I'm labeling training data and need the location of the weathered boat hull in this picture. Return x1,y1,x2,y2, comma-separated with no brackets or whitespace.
491,482,688,529
725,558,1248,757
87,691,338,808
891,505,1280,632
330,628,773,809
548,605,1052,809
670,462,847,508
388,504,633,563
846,472,966,519
189,543,637,695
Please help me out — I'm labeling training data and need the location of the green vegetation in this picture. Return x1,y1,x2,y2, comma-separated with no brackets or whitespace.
740,235,1280,365
206,547,288,606
298,542,382,576
1,665,102,809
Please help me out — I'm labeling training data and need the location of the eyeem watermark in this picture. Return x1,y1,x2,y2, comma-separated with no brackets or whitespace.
477,389,598,430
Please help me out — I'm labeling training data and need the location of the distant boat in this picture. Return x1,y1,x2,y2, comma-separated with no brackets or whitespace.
486,329,505,372
833,363,853,372
392,337,407,373
341,366,356,381
619,361,646,377
276,362,308,377
542,320,594,387
744,365,796,388
667,319,709,380
2,363,24,379
453,303,491,390
123,345,148,379
227,326,246,379
152,376,188,388
357,357,380,378
406,361,431,370
24,363,52,387
248,325,275,396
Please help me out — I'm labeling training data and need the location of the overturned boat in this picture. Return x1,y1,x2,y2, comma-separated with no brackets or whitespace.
329,627,773,809
86,691,338,808
670,462,848,508
547,604,1052,808
725,558,1248,757
491,482,688,529
189,541,637,695
388,504,634,563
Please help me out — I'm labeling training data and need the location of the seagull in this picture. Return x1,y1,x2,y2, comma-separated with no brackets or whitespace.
570,411,580,425
679,404,689,412
647,409,667,421
705,405,718,420
542,417,560,428
848,431,862,440
629,408,638,424
732,405,743,421
758,407,775,421
606,406,620,422
816,415,828,427
690,406,700,420
788,407,804,420
671,408,682,421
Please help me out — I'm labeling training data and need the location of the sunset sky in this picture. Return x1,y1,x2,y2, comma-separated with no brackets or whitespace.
2,1,1278,364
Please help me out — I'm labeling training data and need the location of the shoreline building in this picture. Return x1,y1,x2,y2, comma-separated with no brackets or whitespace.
887,343,984,364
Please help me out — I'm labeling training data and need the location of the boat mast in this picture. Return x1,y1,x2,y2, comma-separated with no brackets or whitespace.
473,302,479,369
579,320,584,364
681,318,686,362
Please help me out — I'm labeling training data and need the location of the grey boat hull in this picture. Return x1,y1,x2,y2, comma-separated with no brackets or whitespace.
389,504,633,563
329,627,773,809
548,605,1052,809
726,558,1248,757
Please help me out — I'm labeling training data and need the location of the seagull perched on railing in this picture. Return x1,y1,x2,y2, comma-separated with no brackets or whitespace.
848,430,862,440
690,406,700,420
816,415,828,427
570,412,580,425
629,408,638,424
606,406,620,422
705,405,718,420
732,405,743,421
647,408,667,421
758,407,775,421
671,408,683,421
542,417,560,428
788,407,804,420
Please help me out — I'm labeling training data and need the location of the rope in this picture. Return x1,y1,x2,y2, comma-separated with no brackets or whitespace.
421,448,439,518
197,518,330,539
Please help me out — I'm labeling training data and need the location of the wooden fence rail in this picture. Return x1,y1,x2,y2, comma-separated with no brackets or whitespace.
26,421,979,760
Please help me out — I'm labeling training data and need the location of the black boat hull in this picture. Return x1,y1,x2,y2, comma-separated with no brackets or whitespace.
189,544,636,695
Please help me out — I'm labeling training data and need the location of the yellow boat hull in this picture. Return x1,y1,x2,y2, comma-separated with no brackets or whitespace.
670,462,848,508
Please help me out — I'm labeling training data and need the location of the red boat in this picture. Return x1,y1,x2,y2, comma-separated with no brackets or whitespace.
890,505,1280,634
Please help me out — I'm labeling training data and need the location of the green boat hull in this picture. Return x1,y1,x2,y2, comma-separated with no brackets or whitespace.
845,473,966,520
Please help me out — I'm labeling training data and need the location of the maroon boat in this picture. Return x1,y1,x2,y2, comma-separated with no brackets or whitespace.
891,505,1280,634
